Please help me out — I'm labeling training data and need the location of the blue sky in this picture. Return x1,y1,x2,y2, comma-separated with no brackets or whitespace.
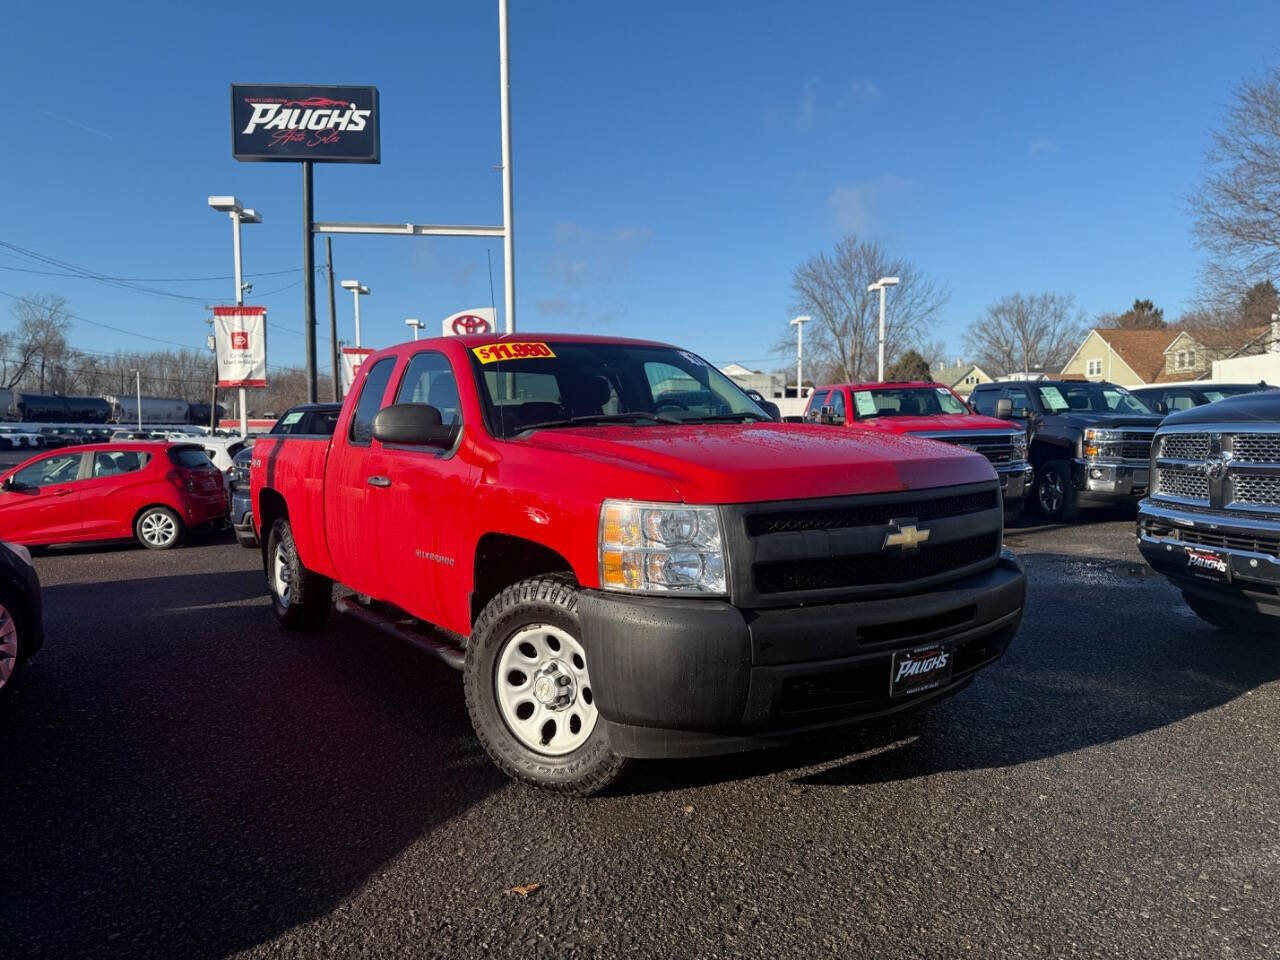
4,0,1279,373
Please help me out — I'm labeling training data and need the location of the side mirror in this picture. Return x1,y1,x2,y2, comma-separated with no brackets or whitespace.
995,398,1013,419
372,404,458,449
1016,407,1035,420
0,477,13,491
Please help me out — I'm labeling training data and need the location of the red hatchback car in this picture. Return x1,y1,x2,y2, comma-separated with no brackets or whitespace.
0,442,227,550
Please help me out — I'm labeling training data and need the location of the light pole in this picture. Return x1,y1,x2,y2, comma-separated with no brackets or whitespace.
208,195,262,438
405,318,424,341
790,315,809,404
341,280,370,347
867,276,900,381
133,370,142,432
499,0,515,333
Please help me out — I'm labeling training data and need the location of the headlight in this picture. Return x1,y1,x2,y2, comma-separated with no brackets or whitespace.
599,500,726,595
1083,427,1123,457
1009,431,1028,460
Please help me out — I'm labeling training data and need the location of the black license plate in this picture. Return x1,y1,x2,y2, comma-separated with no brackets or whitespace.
890,642,954,698
1185,546,1230,582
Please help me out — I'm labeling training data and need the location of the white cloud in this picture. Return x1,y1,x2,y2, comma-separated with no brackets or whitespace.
827,175,910,234
1029,139,1060,156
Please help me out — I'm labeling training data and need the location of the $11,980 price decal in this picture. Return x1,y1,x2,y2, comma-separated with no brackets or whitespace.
471,342,557,364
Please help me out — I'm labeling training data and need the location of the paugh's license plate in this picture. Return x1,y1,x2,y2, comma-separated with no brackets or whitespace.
890,642,953,698
1185,546,1229,582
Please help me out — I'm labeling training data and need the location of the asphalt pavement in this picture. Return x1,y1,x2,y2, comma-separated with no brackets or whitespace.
1,514,1278,959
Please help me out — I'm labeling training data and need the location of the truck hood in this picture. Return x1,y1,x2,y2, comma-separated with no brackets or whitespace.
1051,412,1164,430
857,413,1018,434
514,422,996,503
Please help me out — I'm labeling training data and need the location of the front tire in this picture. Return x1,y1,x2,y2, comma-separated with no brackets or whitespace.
0,584,29,703
1183,591,1274,633
464,576,628,796
1035,460,1080,522
135,506,184,550
266,518,331,630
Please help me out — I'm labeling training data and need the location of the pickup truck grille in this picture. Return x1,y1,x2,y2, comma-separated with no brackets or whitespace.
932,435,1015,465
1120,432,1154,460
1233,433,1280,463
1232,474,1280,507
725,481,1004,606
1159,433,1210,460
754,532,1000,594
1155,469,1210,502
1153,428,1280,511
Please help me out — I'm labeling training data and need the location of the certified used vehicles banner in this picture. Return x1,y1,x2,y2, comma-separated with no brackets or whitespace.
214,306,268,388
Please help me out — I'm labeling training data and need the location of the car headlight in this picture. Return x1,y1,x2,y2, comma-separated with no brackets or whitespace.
1083,427,1123,457
599,500,726,595
1009,431,1028,460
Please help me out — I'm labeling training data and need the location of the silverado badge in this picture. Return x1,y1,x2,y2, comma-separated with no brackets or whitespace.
884,518,931,552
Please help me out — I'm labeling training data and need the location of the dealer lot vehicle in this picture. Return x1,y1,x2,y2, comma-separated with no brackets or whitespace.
0,540,43,703
1130,382,1269,415
0,442,226,550
1137,389,1280,629
805,381,1033,523
0,426,45,449
253,334,1027,795
970,380,1162,522
231,403,341,547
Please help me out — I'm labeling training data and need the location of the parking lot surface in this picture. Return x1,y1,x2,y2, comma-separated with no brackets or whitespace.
2,515,1278,959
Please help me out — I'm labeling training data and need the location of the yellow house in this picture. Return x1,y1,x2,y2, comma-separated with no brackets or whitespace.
1059,327,1267,385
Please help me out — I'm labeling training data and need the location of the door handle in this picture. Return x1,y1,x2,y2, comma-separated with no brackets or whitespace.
53,490,73,497
367,475,391,488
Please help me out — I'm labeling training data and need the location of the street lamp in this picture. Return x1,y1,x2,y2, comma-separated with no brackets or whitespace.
340,280,370,347
867,276,900,381
790,315,810,405
405,317,424,341
208,195,262,438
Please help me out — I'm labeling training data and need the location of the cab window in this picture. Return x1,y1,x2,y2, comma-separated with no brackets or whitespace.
805,390,829,420
11,453,82,488
1005,387,1033,414
970,388,998,416
348,357,397,444
828,390,846,421
396,351,463,425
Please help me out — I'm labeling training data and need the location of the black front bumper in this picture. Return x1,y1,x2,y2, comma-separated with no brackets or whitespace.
230,486,256,542
579,554,1026,758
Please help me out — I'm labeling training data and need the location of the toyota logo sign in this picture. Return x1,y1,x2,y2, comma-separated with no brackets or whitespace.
452,314,492,335
441,308,497,337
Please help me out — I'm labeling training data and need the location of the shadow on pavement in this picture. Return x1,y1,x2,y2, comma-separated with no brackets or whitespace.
0,568,502,959
623,550,1280,794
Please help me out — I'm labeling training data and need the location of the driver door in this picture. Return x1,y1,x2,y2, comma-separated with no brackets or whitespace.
0,452,88,544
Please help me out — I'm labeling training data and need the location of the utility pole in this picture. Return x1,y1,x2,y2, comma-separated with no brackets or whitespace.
134,370,142,431
326,238,339,402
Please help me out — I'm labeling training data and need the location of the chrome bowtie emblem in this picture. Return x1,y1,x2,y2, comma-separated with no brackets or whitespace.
884,519,931,552
1202,452,1233,481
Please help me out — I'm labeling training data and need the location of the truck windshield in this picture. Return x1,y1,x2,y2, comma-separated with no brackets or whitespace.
850,386,969,418
471,341,768,438
1036,383,1153,415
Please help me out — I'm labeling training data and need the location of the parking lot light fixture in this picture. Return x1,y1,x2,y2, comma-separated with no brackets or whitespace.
867,276,900,381
341,280,371,347
790,316,810,403
208,195,262,438
405,317,424,341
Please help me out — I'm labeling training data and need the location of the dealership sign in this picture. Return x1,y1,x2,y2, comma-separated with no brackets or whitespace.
341,346,375,392
441,308,496,337
231,84,381,163
214,307,268,388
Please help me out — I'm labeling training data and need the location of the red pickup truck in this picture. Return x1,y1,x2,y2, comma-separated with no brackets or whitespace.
804,381,1034,522
252,335,1026,794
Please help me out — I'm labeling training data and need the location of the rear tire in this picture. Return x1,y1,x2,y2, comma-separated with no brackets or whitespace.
1035,460,1080,522
1183,592,1274,634
0,583,29,703
464,575,628,796
135,506,184,550
266,518,331,630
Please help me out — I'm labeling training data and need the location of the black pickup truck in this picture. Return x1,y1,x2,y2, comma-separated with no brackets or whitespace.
1137,389,1280,630
970,380,1163,521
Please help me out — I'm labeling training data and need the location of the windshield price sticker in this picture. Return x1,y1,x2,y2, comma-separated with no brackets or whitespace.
472,342,557,364
1039,386,1068,412
853,391,878,417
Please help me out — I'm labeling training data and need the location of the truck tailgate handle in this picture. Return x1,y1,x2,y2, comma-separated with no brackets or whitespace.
367,475,391,488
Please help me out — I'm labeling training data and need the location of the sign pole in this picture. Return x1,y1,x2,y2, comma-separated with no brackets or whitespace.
302,161,318,403
232,209,248,437
499,0,516,334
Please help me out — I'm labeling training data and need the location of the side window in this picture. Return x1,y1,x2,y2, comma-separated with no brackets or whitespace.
1167,392,1195,412
805,390,829,420
971,388,997,416
13,453,82,488
93,451,150,477
396,351,462,425
1005,387,1032,413
828,390,846,421
348,357,397,444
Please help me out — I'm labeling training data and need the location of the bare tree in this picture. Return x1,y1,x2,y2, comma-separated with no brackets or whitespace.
776,236,948,384
964,293,1087,376
1191,66,1280,280
5,294,72,390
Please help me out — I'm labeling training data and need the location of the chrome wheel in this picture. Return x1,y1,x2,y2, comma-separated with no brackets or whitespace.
495,623,598,756
1038,472,1064,515
0,602,17,690
272,542,292,608
139,510,178,547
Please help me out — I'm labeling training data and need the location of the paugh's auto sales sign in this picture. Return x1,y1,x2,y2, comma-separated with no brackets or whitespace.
231,84,380,163
214,307,268,388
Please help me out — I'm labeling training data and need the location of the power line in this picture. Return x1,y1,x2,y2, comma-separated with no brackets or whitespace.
0,263,303,283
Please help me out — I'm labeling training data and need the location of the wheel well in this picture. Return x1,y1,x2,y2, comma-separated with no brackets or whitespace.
471,534,574,624
131,502,181,532
257,489,288,566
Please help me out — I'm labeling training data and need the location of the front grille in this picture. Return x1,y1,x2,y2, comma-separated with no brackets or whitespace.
1233,433,1280,463
1155,468,1209,502
934,435,1014,465
1121,439,1154,460
1159,433,1210,460
753,532,999,594
745,490,998,536
1231,474,1280,507
1141,517,1280,558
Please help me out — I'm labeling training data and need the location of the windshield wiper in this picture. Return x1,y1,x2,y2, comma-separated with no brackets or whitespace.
678,412,773,423
516,412,684,433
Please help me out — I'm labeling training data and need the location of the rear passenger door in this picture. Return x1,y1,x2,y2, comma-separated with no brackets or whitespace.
366,350,475,624
79,449,155,539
